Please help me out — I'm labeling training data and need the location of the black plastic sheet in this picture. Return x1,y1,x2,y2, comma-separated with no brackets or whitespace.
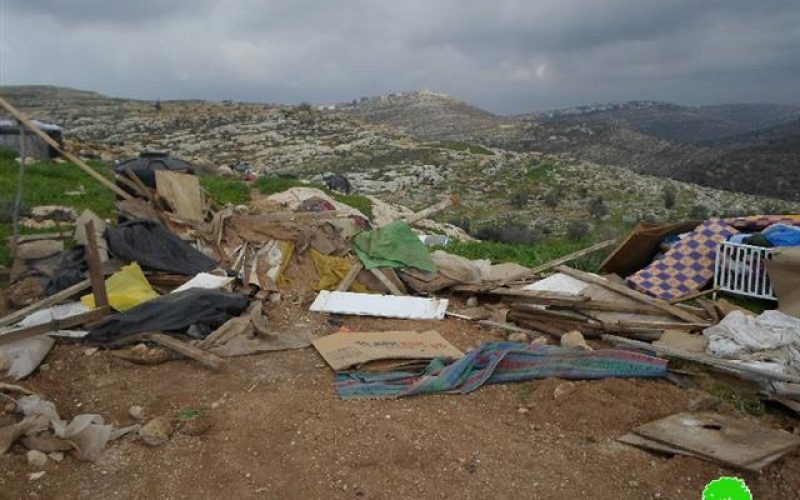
86,288,250,343
106,220,217,275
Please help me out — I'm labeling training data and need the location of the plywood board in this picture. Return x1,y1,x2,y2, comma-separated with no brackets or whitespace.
155,170,204,222
310,291,448,320
632,412,800,471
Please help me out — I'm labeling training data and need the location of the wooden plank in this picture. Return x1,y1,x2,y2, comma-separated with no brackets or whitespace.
668,287,719,304
369,268,404,296
336,262,363,292
0,279,91,328
0,96,134,201
631,412,800,472
155,170,204,222
555,265,707,324
489,288,590,303
605,319,708,331
0,306,110,345
602,334,800,383
147,333,222,370
83,220,109,308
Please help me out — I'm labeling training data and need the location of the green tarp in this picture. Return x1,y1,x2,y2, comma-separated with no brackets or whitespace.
353,221,437,272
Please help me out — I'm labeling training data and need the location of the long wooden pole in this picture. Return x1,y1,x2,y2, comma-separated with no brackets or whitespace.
555,265,707,324
11,124,26,255
0,95,134,201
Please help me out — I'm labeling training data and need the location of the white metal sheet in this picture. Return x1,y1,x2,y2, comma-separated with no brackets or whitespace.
310,291,448,320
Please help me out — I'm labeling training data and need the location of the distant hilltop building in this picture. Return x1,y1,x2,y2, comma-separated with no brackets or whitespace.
0,119,64,159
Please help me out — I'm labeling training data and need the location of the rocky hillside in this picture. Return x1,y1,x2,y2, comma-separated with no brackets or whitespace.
2,85,799,238
338,91,800,201
332,90,511,141
523,101,800,144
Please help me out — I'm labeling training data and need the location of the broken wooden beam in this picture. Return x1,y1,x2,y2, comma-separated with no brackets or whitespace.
84,219,109,308
554,265,707,324
526,239,616,276
369,268,404,296
147,333,223,371
0,279,92,329
336,262,364,292
0,306,111,346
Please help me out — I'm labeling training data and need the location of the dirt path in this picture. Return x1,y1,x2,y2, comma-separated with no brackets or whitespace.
1,309,799,499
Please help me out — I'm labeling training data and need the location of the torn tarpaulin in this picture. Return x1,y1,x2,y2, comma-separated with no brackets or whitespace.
336,342,666,399
85,288,249,343
106,220,217,276
352,221,436,272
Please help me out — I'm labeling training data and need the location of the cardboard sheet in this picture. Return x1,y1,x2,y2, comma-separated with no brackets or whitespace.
155,170,204,222
313,330,462,370
310,291,448,319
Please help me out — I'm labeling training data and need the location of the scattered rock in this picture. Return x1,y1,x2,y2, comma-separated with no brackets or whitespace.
178,415,212,437
84,347,99,357
517,406,529,414
554,382,577,401
138,416,174,446
466,296,479,307
28,471,46,481
129,405,146,420
269,292,282,304
26,450,48,467
48,452,64,462
530,336,549,345
560,330,592,351
507,332,529,343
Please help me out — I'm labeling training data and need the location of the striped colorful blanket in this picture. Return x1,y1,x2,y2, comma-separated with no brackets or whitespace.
335,342,666,400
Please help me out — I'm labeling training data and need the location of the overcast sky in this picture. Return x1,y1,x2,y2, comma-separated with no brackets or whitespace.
1,0,798,113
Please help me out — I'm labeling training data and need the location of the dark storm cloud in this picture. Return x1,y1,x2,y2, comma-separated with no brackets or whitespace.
1,0,799,113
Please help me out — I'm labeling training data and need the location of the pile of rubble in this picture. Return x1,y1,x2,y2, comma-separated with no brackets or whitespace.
2,101,800,476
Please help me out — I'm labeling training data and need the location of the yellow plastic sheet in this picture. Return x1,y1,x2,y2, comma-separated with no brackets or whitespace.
309,249,369,293
81,262,159,311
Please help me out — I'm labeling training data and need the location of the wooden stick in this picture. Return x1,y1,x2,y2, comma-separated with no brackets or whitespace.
0,96,134,201
336,262,363,291
404,196,454,225
0,306,110,345
0,279,91,328
84,220,109,308
668,287,719,304
147,333,222,370
0,382,37,395
369,268,404,296
527,239,616,276
602,334,800,383
554,265,707,324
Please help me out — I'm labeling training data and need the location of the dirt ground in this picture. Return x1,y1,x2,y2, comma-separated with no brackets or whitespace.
1,291,800,499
